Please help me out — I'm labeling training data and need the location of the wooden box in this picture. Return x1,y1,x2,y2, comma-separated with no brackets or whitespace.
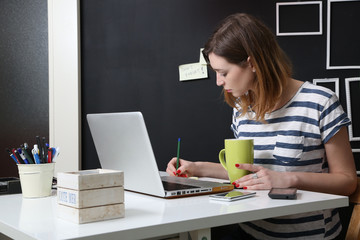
57,169,124,190
57,169,125,224
58,203,125,224
57,186,124,208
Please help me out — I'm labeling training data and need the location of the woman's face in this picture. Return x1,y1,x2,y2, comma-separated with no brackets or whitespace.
208,52,255,98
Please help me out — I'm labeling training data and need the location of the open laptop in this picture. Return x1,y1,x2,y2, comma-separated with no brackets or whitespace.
87,111,234,198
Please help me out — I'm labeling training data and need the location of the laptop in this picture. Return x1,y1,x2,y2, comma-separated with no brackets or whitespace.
87,111,234,198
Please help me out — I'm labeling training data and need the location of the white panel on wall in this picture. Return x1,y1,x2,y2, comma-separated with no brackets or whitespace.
48,0,81,174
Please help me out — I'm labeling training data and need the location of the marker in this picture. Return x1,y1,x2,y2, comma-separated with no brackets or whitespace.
32,148,41,164
47,148,52,163
52,147,60,162
33,144,41,164
23,143,35,163
12,149,24,164
51,148,56,161
6,148,19,164
34,144,39,155
21,146,34,164
176,138,181,173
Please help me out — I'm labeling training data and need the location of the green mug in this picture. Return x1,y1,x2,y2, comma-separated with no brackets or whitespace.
219,139,254,183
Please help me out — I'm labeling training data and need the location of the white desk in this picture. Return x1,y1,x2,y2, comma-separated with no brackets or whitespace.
0,189,348,240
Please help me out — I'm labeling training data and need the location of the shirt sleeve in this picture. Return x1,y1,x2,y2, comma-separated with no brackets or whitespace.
319,93,351,144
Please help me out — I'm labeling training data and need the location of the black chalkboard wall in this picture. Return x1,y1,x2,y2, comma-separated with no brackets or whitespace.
0,0,48,178
80,0,360,171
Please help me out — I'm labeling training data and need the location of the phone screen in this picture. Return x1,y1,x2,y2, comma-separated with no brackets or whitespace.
209,191,256,201
224,191,246,198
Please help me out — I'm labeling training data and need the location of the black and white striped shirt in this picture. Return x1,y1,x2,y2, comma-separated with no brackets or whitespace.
231,81,350,239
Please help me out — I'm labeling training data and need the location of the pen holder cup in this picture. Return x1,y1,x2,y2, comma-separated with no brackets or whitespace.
17,163,55,198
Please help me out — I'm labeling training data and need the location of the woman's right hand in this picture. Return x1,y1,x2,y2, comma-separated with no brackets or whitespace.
166,157,195,177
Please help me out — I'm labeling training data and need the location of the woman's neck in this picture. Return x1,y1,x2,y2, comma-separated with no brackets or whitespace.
272,78,303,112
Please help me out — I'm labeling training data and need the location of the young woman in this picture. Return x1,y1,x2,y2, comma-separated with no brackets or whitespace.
166,13,357,239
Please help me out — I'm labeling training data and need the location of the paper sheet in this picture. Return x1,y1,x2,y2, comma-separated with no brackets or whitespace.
179,63,208,81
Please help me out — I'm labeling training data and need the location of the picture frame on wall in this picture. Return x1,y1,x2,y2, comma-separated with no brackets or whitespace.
326,0,360,69
313,78,339,98
345,77,360,141
276,1,322,36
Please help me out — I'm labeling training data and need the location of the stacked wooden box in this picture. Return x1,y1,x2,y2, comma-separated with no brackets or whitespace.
57,169,124,224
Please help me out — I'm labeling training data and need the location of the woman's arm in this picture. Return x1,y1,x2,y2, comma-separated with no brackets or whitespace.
295,126,357,195
166,157,229,180
235,127,357,196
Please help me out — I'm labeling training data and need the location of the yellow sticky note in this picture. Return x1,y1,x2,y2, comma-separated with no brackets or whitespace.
179,63,208,81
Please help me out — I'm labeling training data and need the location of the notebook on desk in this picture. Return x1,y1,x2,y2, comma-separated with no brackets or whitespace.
87,111,233,198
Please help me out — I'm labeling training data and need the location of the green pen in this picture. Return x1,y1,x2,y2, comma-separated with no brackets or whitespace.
176,138,181,172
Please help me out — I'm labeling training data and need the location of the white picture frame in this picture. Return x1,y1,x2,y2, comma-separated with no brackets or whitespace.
313,78,339,98
326,0,360,69
345,77,360,141
276,1,323,36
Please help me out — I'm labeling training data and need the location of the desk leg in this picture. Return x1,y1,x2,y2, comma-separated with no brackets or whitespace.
187,228,211,240
179,232,189,240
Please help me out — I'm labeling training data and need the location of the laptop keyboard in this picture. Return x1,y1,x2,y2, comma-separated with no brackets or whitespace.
162,181,201,191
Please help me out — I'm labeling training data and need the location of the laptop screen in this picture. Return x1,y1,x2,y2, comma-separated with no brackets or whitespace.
87,112,166,197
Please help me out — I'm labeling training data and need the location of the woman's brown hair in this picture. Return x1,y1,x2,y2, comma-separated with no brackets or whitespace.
203,13,292,122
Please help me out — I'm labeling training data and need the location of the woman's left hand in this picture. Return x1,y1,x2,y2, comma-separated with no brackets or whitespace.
233,163,291,190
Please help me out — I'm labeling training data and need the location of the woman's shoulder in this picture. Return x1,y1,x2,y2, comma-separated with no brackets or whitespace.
291,80,339,108
299,81,337,98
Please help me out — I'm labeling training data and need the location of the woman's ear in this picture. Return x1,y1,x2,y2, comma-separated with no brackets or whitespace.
247,56,256,73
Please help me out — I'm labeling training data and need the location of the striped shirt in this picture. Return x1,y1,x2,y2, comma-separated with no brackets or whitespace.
231,81,350,239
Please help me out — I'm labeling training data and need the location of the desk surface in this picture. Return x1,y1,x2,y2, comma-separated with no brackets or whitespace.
0,189,348,240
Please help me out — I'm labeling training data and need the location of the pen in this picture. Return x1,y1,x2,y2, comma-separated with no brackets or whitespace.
17,148,29,164
36,136,42,163
42,137,47,163
6,148,19,164
176,138,181,173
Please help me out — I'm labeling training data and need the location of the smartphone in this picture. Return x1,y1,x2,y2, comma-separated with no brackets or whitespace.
268,188,297,199
209,191,256,201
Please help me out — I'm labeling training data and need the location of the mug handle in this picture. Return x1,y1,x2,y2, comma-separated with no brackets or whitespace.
218,149,227,170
